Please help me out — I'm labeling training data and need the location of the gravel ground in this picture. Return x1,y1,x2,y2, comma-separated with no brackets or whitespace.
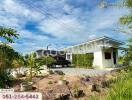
51,68,111,76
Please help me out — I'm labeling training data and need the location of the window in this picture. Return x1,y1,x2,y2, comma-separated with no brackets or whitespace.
105,52,111,59
67,54,71,60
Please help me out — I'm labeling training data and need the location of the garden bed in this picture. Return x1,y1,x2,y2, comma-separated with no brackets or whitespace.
12,67,132,100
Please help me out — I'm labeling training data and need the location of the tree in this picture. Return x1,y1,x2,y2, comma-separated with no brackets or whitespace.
126,38,132,65
119,0,132,34
0,44,21,71
0,27,20,70
0,27,20,88
25,53,35,81
120,0,132,66
0,27,19,43
24,53,42,81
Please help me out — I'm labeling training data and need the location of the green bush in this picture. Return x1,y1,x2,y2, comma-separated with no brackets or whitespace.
0,71,14,88
48,81,53,84
35,56,56,66
72,53,93,68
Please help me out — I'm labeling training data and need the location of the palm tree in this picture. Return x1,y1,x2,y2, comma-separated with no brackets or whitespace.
25,53,41,81
25,53,34,81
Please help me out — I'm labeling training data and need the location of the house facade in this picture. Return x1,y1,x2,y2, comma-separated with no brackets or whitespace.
63,36,124,69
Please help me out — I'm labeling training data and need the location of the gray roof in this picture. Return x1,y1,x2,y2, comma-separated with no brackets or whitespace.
63,36,124,50
87,36,124,45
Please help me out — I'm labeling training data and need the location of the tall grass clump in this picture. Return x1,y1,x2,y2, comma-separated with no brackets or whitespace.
106,67,132,100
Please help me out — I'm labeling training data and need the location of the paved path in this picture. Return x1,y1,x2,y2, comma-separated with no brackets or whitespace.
51,68,111,76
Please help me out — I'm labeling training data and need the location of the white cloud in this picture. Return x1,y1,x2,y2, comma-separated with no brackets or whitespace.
0,0,129,53
38,5,128,43
1,0,44,21
39,16,84,38
19,30,49,41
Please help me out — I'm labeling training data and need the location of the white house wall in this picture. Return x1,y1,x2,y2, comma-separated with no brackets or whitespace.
63,38,121,69
102,49,114,68
102,48,118,68
93,49,103,69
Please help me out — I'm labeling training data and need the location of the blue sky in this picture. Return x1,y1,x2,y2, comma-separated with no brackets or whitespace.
0,0,131,53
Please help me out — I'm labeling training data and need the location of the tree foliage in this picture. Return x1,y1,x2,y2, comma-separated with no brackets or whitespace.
24,53,37,81
0,27,19,43
120,38,132,66
119,0,132,33
0,44,22,70
126,38,132,65
125,0,132,8
0,27,21,88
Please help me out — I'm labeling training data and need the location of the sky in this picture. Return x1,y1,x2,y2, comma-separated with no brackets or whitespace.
0,0,131,54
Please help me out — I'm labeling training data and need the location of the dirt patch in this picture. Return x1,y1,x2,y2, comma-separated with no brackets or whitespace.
13,73,115,100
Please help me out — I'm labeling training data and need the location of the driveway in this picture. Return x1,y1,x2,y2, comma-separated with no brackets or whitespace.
51,68,111,76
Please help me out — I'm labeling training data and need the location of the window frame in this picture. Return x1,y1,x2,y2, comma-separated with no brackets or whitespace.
104,52,111,59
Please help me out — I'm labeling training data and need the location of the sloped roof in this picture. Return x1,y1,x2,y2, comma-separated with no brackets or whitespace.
87,36,124,45
63,36,124,50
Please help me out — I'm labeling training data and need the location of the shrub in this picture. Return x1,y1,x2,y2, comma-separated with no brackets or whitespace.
72,53,93,68
48,81,53,84
0,72,15,88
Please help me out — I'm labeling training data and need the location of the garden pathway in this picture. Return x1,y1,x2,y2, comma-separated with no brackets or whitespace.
51,68,111,76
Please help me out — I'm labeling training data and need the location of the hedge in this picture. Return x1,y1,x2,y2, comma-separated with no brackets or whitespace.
72,53,94,68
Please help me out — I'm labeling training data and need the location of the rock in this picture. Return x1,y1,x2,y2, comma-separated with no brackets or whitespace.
20,82,33,91
74,90,85,98
48,70,54,74
54,93,70,100
81,77,90,82
54,70,65,75
58,80,68,85
88,84,93,90
49,89,53,93
91,84,101,92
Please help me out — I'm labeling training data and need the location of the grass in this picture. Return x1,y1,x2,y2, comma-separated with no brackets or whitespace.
107,78,132,100
89,67,132,100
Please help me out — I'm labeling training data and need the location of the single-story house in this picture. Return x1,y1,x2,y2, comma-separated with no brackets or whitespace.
63,36,124,69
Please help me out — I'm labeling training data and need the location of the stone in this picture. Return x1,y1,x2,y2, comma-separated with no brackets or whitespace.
58,80,68,85
54,70,65,75
73,90,85,98
54,93,70,100
20,82,33,91
91,84,101,92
